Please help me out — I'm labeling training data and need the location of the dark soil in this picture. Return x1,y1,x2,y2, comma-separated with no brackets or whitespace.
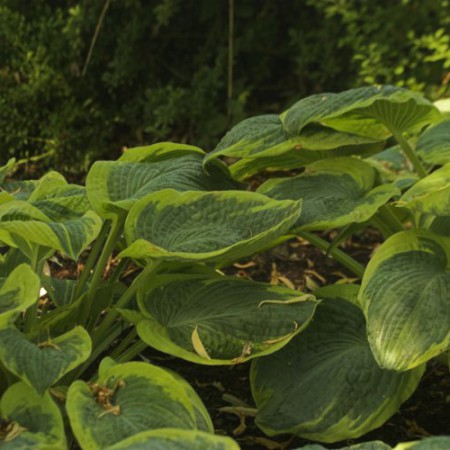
138,233,450,449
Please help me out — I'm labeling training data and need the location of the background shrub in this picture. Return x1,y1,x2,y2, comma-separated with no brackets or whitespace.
1,0,449,172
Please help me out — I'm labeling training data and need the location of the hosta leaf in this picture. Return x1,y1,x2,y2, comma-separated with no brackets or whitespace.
136,274,317,364
258,157,399,231
0,201,102,260
0,382,66,449
416,119,450,166
281,86,440,139
397,163,450,216
120,189,300,263
87,152,238,219
66,360,210,450
105,429,239,450
0,326,91,395
41,276,86,307
251,290,424,442
360,230,450,371
0,264,39,328
296,442,391,450
395,437,450,449
1,179,37,201
118,142,205,162
204,115,385,181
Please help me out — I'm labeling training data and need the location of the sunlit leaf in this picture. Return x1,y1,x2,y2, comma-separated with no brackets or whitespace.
360,230,450,370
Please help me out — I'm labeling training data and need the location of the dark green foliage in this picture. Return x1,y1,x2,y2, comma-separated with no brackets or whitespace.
1,0,449,171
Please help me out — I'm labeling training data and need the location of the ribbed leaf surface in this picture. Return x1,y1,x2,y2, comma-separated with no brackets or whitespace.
120,189,301,263
0,264,39,328
0,381,66,449
258,157,398,231
251,288,424,442
105,429,239,450
359,230,450,370
137,275,317,364
87,152,238,219
67,360,210,450
398,163,450,216
0,326,91,394
416,119,450,166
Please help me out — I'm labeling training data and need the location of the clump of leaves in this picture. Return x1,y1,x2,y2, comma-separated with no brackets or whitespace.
0,85,448,449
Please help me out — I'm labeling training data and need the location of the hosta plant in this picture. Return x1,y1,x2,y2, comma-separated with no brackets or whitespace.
0,86,448,449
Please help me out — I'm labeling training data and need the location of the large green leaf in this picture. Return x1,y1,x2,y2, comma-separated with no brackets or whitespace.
397,163,450,216
0,200,102,260
281,86,440,139
105,429,239,450
0,326,91,395
119,189,300,263
0,264,40,328
204,115,385,181
66,359,211,450
136,274,317,364
251,288,424,442
257,157,399,231
416,119,450,166
118,142,205,162
296,442,391,450
360,230,450,371
395,437,450,449
0,381,66,449
0,159,15,184
87,150,238,220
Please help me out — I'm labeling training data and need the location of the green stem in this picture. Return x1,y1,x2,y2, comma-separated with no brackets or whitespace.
109,257,130,284
78,218,123,327
66,322,123,383
109,327,137,360
92,260,161,348
393,131,427,178
72,221,110,303
298,231,365,278
378,205,404,233
115,339,147,363
24,254,43,333
371,214,394,239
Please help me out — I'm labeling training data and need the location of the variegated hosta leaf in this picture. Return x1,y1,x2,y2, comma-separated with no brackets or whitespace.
118,142,205,162
204,114,385,181
251,288,424,442
281,85,440,139
0,200,102,260
367,145,419,190
257,157,399,231
397,162,450,216
0,326,91,394
395,437,450,449
87,150,238,219
66,359,212,450
136,274,317,364
0,264,39,328
0,381,66,449
295,442,391,450
105,429,239,450
359,230,450,371
416,119,450,166
41,276,86,307
119,189,300,263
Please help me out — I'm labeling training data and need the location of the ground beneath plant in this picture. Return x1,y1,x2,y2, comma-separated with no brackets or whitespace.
135,232,450,449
